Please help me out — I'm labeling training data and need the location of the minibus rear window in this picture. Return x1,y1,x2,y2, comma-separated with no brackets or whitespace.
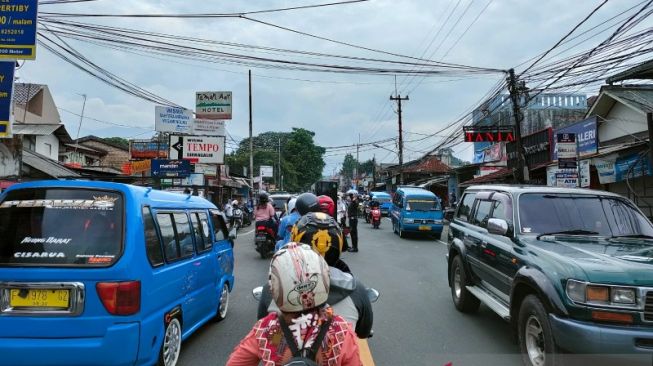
0,188,124,267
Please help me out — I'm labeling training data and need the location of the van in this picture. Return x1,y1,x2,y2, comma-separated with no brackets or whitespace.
0,180,235,366
390,187,443,238
369,192,392,216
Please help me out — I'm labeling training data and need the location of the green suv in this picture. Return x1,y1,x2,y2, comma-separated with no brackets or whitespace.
447,185,653,366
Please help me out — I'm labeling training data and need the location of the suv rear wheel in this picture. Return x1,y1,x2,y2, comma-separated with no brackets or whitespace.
449,255,480,313
518,295,560,366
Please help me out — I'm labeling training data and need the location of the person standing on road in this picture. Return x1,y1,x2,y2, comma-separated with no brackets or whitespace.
347,193,359,252
227,243,362,366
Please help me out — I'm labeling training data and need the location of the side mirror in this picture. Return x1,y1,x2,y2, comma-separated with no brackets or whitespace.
366,288,380,303
252,286,263,301
487,218,509,236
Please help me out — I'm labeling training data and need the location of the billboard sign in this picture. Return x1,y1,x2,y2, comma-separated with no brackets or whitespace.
195,91,232,120
155,106,193,133
121,159,151,175
183,173,205,186
556,133,577,169
0,61,14,138
464,126,515,143
151,159,191,178
194,163,217,176
553,117,597,159
193,119,225,136
169,135,225,164
260,165,273,178
555,172,578,188
0,0,38,60
130,140,168,159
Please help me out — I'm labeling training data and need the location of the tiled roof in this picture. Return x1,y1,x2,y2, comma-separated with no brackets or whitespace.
22,149,80,178
459,168,512,187
76,135,130,152
403,156,451,174
13,83,44,105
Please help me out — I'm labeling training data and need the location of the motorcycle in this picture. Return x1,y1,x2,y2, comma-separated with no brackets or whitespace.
254,223,276,259
242,206,252,227
364,203,371,223
370,206,381,229
231,205,244,230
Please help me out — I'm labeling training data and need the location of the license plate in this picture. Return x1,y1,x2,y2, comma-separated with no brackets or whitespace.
9,289,70,308
418,225,431,231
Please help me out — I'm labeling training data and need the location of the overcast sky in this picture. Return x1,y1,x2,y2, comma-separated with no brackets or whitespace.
18,0,646,175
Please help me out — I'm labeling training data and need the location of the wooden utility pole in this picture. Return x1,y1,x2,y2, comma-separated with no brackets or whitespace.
390,94,408,185
648,112,653,167
507,68,527,183
248,70,254,194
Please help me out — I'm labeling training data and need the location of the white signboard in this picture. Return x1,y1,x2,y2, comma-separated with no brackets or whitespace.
593,154,618,184
556,172,578,188
155,106,193,133
194,163,218,176
196,91,232,120
169,135,225,164
183,173,205,186
193,119,225,136
580,159,590,188
260,165,274,178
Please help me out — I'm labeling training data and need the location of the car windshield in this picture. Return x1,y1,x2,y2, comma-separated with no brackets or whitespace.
374,196,391,203
519,193,653,237
271,198,288,210
0,188,124,266
406,199,441,211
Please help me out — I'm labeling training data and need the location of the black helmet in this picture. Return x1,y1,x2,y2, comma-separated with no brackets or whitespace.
258,191,269,204
295,193,320,216
291,212,343,266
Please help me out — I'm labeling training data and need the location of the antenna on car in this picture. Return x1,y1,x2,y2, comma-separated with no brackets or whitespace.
145,187,152,197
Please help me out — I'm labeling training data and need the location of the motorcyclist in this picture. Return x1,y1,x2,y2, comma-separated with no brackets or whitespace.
228,243,361,366
318,195,336,217
275,198,300,251
254,192,278,237
258,212,373,339
294,192,321,216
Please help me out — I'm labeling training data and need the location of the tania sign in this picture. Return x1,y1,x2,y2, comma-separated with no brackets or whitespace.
463,126,515,143
169,135,225,164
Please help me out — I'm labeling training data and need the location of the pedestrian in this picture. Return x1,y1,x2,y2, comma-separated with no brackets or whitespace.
336,193,350,252
227,243,362,366
347,192,359,252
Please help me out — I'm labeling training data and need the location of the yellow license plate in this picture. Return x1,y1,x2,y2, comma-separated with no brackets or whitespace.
9,289,70,308
418,225,431,231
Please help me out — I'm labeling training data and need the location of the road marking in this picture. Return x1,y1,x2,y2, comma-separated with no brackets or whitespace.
436,239,447,246
239,229,255,236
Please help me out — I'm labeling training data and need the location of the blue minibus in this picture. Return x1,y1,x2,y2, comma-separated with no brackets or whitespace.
390,187,443,238
369,192,392,216
0,180,234,366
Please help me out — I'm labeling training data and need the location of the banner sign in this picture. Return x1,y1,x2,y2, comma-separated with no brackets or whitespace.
151,159,191,178
615,153,652,182
196,91,232,120
121,159,151,175
580,159,590,187
0,61,14,137
555,172,578,188
593,154,618,184
155,106,193,133
183,173,205,186
553,117,597,159
260,165,273,178
169,135,225,164
0,0,38,60
193,118,225,136
130,140,168,159
464,126,514,143
556,133,577,169
194,163,217,176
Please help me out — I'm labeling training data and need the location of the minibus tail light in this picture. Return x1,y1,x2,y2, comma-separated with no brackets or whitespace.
96,281,141,315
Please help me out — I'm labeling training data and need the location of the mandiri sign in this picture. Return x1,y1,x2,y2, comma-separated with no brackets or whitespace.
196,91,232,120
169,135,225,164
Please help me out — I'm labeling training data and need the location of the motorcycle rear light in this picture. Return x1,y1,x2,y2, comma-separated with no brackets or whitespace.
257,226,266,230
96,281,141,315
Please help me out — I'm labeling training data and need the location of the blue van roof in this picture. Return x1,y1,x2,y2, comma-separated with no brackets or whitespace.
370,192,391,197
2,180,217,209
397,187,439,199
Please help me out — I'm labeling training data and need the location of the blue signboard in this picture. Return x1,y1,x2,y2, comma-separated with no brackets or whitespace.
553,117,597,160
0,61,14,137
615,153,652,182
0,0,38,59
151,159,191,178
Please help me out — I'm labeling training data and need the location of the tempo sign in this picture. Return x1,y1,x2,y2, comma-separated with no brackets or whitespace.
169,135,225,164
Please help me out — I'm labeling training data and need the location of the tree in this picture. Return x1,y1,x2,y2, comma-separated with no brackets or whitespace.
101,137,129,149
225,128,325,192
341,154,356,179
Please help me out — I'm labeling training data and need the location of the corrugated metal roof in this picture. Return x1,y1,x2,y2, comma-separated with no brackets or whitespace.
12,124,60,136
606,60,653,84
13,83,44,105
606,87,653,114
22,149,80,178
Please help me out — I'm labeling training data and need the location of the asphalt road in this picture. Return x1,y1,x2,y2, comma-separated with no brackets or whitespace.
178,218,522,366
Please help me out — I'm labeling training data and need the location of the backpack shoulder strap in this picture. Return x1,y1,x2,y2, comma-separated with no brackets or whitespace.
278,316,301,357
305,318,332,360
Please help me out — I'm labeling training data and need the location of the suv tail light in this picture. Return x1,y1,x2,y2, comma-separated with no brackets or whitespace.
96,281,141,315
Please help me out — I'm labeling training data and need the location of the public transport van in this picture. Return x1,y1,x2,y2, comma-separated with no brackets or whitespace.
390,187,444,238
369,192,392,216
0,180,235,366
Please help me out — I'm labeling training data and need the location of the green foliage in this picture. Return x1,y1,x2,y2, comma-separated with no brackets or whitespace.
340,155,375,178
101,137,129,149
226,128,325,192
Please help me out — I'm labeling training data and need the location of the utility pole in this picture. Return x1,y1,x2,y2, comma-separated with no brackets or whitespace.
390,94,408,185
248,70,254,194
507,68,527,183
278,136,282,191
372,154,376,192
355,133,360,188
647,112,653,168
73,94,87,159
